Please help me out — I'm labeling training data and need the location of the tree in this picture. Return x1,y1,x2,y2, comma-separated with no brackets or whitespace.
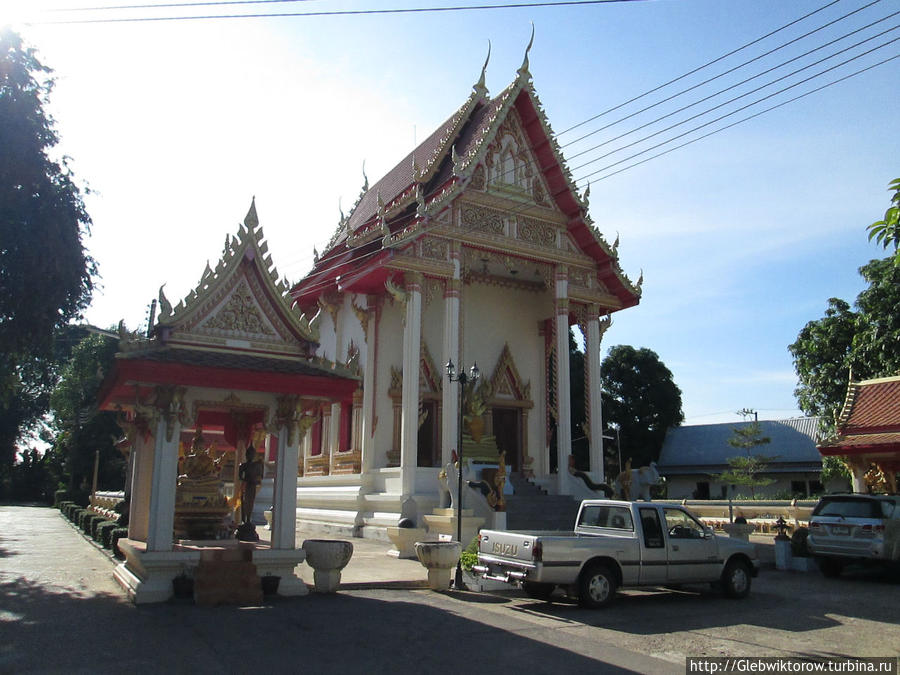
46,333,124,499
867,178,900,265
0,29,96,472
715,415,774,498
789,258,900,429
600,345,684,469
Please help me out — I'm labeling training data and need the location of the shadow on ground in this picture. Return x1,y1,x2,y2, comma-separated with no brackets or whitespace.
0,576,644,674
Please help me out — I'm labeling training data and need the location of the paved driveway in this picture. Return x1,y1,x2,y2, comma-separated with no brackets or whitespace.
2,505,898,674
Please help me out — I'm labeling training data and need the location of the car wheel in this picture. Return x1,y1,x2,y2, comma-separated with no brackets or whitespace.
722,559,752,599
578,564,617,609
816,557,844,578
522,582,555,601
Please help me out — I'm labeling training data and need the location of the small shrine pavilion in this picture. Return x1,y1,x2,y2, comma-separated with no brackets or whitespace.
97,202,359,602
818,375,900,494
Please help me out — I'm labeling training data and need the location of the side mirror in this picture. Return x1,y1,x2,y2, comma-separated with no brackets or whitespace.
702,527,714,539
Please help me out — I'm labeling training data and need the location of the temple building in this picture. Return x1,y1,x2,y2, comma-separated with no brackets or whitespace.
288,50,642,538
97,51,644,595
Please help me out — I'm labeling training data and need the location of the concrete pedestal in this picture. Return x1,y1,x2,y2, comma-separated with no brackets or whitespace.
386,526,429,559
774,537,791,571
423,508,484,548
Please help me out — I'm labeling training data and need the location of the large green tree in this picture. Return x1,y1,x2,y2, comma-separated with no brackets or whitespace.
47,332,124,500
0,29,95,474
867,178,900,265
789,258,900,428
600,345,684,469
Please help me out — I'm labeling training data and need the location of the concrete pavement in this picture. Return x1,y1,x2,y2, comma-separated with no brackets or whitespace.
0,504,676,674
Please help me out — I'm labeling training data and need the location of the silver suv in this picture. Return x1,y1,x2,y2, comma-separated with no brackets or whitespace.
807,494,900,577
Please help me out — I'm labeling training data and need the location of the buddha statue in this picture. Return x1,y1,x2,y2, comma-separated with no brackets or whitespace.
176,427,226,507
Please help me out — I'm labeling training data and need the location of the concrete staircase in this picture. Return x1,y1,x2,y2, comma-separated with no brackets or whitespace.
505,472,581,531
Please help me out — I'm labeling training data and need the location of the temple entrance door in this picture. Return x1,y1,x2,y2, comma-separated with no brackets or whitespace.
492,407,521,472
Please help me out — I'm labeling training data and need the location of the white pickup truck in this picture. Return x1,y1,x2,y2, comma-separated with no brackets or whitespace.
473,499,759,608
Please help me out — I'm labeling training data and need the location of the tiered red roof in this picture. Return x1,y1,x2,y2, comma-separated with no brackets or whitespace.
818,375,900,456
290,69,640,314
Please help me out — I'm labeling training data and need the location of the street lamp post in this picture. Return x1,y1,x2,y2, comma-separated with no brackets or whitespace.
445,358,479,590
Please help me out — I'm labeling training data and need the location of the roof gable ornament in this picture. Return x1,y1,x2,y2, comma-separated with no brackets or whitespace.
244,196,259,230
517,24,535,80
473,41,491,98
158,284,173,320
153,198,320,346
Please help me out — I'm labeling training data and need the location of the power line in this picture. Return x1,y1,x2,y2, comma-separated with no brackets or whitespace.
31,0,653,25
576,52,899,184
49,0,318,11
561,0,886,148
567,25,900,173
556,0,848,137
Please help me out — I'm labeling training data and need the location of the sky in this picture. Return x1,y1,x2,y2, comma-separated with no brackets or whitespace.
6,0,899,427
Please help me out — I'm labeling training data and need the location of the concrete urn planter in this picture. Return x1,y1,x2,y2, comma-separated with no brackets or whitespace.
302,539,354,593
414,540,462,591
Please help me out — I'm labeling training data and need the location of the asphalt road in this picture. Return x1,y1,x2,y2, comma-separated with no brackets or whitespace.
2,505,898,674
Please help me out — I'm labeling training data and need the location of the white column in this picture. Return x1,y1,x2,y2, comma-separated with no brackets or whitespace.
329,403,341,453
442,272,461,468
850,461,867,493
360,298,378,473
272,417,300,550
146,413,181,552
400,272,423,497
585,306,610,484
555,266,572,495
127,429,153,542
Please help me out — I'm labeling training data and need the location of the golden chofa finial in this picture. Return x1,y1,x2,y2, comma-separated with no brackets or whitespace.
473,40,491,97
518,24,535,78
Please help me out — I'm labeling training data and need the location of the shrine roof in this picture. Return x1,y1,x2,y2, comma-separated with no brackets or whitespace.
835,375,900,431
118,345,356,378
817,375,900,456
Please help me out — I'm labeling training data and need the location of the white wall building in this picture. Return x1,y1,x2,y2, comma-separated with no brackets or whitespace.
288,56,642,539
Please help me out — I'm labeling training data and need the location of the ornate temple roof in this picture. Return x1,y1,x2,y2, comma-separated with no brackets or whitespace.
819,375,900,456
98,201,359,410
291,49,641,312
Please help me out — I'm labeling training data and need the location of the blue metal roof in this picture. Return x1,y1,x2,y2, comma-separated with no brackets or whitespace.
657,418,823,475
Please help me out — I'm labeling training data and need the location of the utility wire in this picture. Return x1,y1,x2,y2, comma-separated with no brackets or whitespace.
31,0,652,25
562,0,886,148
49,0,318,11
556,0,847,136
574,50,900,184
567,24,900,170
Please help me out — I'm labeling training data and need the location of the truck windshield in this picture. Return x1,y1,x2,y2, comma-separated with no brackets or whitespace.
579,505,634,531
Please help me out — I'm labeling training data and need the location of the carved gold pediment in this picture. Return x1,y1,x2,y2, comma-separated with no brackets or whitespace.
488,343,531,403
199,279,277,338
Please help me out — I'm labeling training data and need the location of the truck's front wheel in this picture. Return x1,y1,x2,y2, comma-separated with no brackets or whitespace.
578,564,617,609
722,559,752,599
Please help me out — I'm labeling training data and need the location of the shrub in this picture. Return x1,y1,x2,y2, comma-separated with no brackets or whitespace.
460,535,479,572
82,512,102,534
97,521,118,548
57,500,74,514
54,490,71,508
92,517,113,541
110,528,129,559
72,508,87,525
